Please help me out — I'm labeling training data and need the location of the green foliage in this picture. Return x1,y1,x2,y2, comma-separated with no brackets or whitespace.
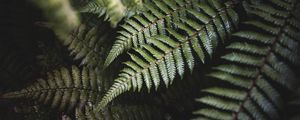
62,15,116,68
1,66,104,111
79,0,145,26
1,0,300,119
101,0,126,26
193,0,300,119
104,0,201,67
79,0,107,18
97,0,239,111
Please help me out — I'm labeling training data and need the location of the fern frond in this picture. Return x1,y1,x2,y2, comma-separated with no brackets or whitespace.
101,0,126,26
105,0,239,67
97,0,239,110
194,0,300,119
80,0,126,26
75,105,103,120
1,66,103,112
80,0,145,26
79,0,107,18
104,0,199,67
62,16,115,68
111,104,165,120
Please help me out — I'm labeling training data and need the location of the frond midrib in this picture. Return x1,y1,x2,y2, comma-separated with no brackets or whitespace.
98,2,237,110
68,24,100,54
118,0,193,44
119,2,235,81
105,0,197,67
232,2,297,118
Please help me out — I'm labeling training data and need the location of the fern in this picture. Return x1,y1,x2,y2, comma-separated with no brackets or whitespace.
79,0,107,18
194,0,300,119
1,66,103,111
104,0,200,67
80,0,145,26
62,15,115,68
75,105,102,120
104,0,239,67
100,0,126,27
97,0,239,110
110,104,165,120
1,0,300,119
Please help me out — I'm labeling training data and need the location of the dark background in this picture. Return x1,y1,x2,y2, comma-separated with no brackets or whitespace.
0,0,54,119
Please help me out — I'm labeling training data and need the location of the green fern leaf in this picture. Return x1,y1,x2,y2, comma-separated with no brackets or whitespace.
1,66,103,112
194,0,300,119
103,0,126,26
80,0,145,26
105,0,239,68
97,0,239,110
193,108,233,120
62,16,115,68
79,0,107,18
104,0,200,68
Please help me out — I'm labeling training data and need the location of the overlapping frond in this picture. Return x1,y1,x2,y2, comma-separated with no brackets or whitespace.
1,66,103,112
79,0,107,18
80,0,145,26
101,0,126,26
104,0,201,67
97,0,239,111
110,104,165,120
194,0,300,119
2,0,300,119
62,16,116,68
